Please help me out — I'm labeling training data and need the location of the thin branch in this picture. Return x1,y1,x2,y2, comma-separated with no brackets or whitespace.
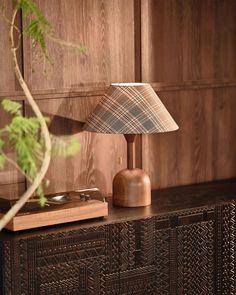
0,6,52,231
1,151,32,182
47,35,86,54
0,5,22,51
0,9,21,35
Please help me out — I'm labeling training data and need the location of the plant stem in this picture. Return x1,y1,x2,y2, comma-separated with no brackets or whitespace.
1,151,32,182
48,35,85,52
0,6,52,231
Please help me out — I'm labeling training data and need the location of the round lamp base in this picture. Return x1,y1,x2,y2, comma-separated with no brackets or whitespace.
112,168,151,207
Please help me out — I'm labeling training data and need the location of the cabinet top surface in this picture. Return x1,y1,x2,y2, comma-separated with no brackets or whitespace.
0,178,235,239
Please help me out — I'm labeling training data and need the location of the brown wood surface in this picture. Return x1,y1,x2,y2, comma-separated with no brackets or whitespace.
143,89,236,189
212,88,236,180
0,0,235,198
0,178,235,237
141,0,236,189
0,1,26,199
0,104,25,194
23,0,136,91
113,168,151,207
1,199,108,231
141,0,236,82
0,1,22,93
25,97,127,196
0,183,25,200
0,179,235,294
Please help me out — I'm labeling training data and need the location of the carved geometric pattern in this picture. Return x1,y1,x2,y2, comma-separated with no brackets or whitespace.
154,227,170,294
139,218,155,267
221,203,236,295
119,221,136,271
177,221,214,295
215,205,223,295
35,226,107,295
105,273,120,295
119,265,157,294
106,223,120,274
37,256,105,295
18,239,30,295
1,240,12,294
1,202,236,294
155,205,215,223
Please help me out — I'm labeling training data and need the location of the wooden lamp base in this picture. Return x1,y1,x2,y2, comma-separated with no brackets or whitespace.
112,168,151,207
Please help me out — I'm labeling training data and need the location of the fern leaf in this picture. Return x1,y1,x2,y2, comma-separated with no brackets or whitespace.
1,99,22,116
36,185,46,207
0,154,5,170
51,135,80,157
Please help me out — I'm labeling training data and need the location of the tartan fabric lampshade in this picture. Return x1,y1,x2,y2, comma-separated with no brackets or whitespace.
83,83,179,207
83,83,179,134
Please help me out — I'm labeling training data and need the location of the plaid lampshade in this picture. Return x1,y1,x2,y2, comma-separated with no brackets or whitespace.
83,83,179,134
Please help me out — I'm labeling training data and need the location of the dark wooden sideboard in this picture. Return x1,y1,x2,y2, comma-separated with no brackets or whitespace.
0,179,236,295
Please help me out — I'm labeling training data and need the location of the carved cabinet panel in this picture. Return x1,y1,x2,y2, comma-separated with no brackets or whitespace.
0,202,235,294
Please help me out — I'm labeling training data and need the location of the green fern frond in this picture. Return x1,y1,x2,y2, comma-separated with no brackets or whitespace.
36,185,46,207
17,0,50,56
0,154,5,170
51,135,80,157
1,99,22,116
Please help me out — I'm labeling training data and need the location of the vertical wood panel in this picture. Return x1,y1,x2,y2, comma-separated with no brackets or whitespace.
0,0,22,93
142,0,236,189
143,88,236,189
25,97,126,195
23,0,136,91
143,89,215,188
212,88,236,180
0,0,25,199
0,105,26,185
142,0,236,82
0,183,25,200
43,132,126,196
0,104,25,197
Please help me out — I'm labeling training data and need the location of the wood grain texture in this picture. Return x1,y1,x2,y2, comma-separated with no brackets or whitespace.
0,1,25,196
141,0,236,189
25,97,127,196
0,0,235,198
141,0,236,82
0,182,25,200
1,199,108,231
44,132,126,196
212,88,236,180
0,180,236,294
0,0,22,93
143,89,236,189
23,0,136,91
0,104,25,189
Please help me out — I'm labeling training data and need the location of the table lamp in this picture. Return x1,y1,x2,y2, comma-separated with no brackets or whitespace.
83,83,179,207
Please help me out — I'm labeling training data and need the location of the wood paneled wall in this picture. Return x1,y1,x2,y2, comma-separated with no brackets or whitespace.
142,0,236,189
0,0,235,198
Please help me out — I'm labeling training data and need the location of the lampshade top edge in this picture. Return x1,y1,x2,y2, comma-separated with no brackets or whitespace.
111,83,149,87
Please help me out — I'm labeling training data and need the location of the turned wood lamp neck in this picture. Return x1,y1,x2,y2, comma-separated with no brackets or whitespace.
124,134,137,169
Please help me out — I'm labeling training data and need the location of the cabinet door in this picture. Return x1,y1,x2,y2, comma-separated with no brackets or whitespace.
176,220,215,295
1,226,108,295
112,216,216,295
117,218,171,295
34,227,107,295
173,203,236,295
